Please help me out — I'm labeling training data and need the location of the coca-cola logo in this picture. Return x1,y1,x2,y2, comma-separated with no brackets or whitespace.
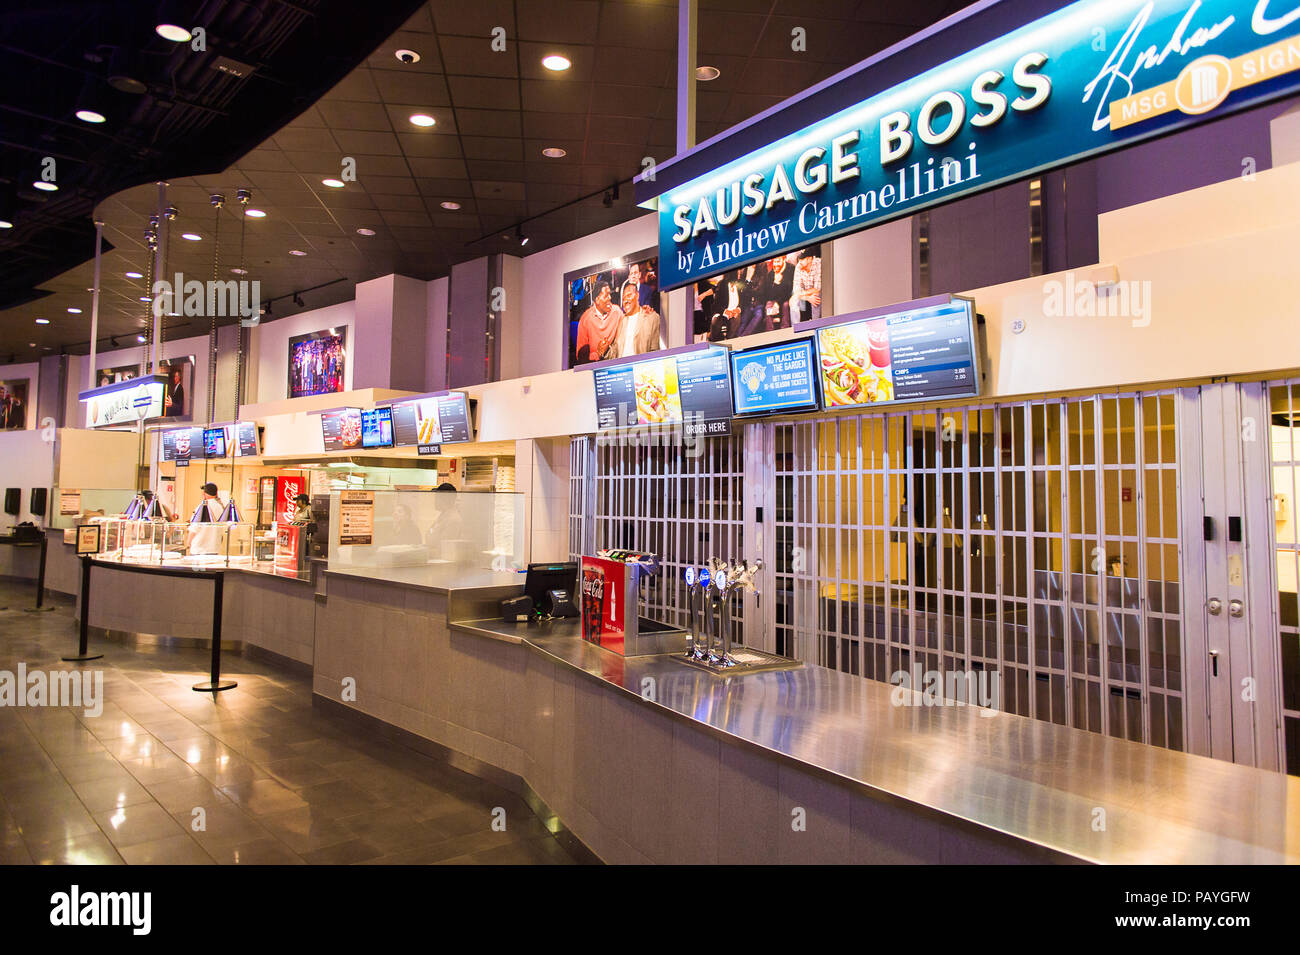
581,572,604,599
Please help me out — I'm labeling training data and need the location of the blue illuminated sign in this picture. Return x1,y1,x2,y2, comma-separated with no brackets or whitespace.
656,0,1300,289
730,338,819,417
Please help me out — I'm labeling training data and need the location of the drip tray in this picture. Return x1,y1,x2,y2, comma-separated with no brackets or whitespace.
676,647,802,675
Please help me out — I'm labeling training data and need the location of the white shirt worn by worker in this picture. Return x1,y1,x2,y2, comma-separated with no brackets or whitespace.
189,498,226,555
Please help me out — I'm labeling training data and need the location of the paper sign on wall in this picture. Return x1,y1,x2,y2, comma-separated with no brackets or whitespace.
338,490,375,546
59,490,82,516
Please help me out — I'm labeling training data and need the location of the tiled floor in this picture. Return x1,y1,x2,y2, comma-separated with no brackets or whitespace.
0,581,580,865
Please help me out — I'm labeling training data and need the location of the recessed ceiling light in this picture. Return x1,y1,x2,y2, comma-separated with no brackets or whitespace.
136,334,147,343
394,49,421,64
125,271,143,279
155,24,192,42
67,307,81,314
542,54,572,72
245,208,266,218
289,249,306,256
696,65,721,81
28,342,36,348
356,228,376,236
139,296,151,302
181,232,202,241
35,318,50,325
321,178,345,188
230,267,248,275
0,220,12,229
542,147,566,158
75,109,107,124
409,113,436,127
440,201,461,210
32,181,58,192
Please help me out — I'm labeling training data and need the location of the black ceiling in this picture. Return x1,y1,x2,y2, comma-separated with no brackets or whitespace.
0,0,967,356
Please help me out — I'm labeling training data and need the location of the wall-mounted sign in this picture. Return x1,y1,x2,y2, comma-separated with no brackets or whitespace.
655,0,1300,289
320,408,362,451
75,524,101,556
417,444,442,456
388,392,475,446
816,298,980,409
338,489,375,546
59,489,82,516
730,338,821,417
79,375,167,428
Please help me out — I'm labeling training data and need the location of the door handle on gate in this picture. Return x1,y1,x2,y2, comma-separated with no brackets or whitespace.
1207,597,1223,615
1209,649,1219,677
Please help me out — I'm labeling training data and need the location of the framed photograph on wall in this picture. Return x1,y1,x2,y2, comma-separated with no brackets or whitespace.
0,378,30,430
95,363,140,388
157,356,195,420
288,328,347,398
690,243,833,344
565,247,666,368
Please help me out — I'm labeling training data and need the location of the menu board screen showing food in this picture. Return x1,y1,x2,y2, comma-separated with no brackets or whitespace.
202,427,227,459
161,427,204,461
730,338,819,417
233,421,259,457
816,300,978,409
594,348,732,434
320,408,362,451
389,393,473,446
361,407,394,449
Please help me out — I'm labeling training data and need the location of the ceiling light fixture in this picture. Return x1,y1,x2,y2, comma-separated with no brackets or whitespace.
136,334,147,343
35,318,50,325
356,228,376,236
395,49,421,64
245,208,266,218
155,24,192,42
125,271,143,279
293,294,304,307
0,220,12,230
181,232,201,241
542,147,566,158
289,249,306,256
32,181,58,192
542,54,572,72
696,65,721,81
139,296,151,302
440,201,460,210
516,227,529,247
67,307,81,314
75,108,107,124
409,113,436,127
321,178,345,188
230,267,248,275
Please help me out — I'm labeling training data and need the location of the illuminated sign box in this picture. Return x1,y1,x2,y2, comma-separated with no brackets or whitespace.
79,375,167,428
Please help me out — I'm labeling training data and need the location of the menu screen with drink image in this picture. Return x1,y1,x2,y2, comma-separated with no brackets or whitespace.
321,408,363,451
361,407,393,448
202,427,227,459
816,299,978,409
594,349,732,433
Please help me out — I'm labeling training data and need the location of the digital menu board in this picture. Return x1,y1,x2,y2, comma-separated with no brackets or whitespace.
361,407,393,449
389,393,474,447
320,408,362,451
593,347,732,435
202,427,227,459
232,421,259,457
730,338,819,417
816,299,979,409
161,426,204,461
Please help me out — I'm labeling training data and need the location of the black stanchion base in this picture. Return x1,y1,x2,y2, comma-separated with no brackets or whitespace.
61,653,104,662
193,680,237,693
23,606,56,613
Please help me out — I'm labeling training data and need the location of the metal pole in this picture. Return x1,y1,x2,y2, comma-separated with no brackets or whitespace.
152,182,168,373
63,557,103,662
87,220,104,390
194,571,236,692
677,0,697,155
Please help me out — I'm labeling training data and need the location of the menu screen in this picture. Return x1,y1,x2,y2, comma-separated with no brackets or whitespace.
389,393,473,446
361,407,394,448
730,338,819,417
816,300,979,409
233,421,259,457
594,348,732,435
321,408,363,451
162,426,204,461
202,427,227,459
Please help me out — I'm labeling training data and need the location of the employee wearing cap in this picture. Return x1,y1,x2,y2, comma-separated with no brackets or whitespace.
187,482,226,556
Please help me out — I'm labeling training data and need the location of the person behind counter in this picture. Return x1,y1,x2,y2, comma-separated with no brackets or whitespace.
186,482,226,556
390,502,423,546
137,489,171,521
292,493,313,522
424,484,467,554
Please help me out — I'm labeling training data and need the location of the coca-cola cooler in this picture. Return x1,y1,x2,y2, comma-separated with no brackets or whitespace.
579,553,688,656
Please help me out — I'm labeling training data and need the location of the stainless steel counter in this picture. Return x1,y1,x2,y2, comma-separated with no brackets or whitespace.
325,561,523,594
452,616,1300,865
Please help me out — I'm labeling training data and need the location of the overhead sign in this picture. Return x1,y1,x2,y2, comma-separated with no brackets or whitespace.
656,0,1300,289
79,375,167,428
730,338,820,417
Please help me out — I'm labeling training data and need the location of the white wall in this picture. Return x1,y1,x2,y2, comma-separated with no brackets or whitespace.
0,430,55,529
250,300,355,403
0,360,40,431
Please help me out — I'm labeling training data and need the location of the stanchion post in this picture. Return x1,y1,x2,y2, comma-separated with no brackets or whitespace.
23,532,55,613
193,571,236,692
62,556,103,663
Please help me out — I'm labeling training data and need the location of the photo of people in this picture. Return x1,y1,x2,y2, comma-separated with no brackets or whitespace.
0,379,29,430
692,246,826,343
288,329,347,398
96,363,140,388
566,252,665,366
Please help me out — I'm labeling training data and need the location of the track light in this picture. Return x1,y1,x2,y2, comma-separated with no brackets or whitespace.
516,227,529,247
612,182,620,201
602,190,612,208
293,293,304,307
110,336,118,347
